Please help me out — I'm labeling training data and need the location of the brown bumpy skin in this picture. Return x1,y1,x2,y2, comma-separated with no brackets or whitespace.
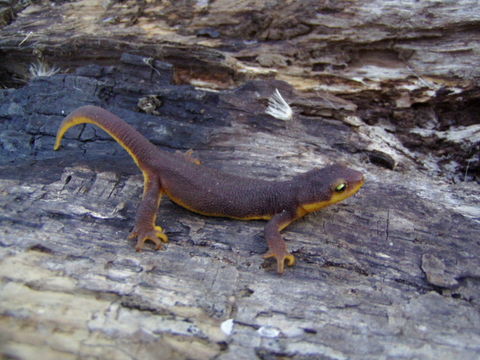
55,106,365,273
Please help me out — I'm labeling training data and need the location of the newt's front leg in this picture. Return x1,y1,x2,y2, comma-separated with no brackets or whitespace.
129,172,169,251
262,209,297,273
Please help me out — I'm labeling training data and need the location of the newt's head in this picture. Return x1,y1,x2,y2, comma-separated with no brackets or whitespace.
297,164,364,214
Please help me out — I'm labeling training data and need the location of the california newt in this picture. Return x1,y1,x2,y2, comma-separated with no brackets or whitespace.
54,105,364,273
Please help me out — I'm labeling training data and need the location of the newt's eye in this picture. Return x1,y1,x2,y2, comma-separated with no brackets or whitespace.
335,183,347,192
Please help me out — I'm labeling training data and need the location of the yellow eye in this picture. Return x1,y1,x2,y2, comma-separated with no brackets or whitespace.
335,183,347,192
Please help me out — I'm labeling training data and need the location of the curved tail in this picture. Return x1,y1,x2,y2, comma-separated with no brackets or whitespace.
54,105,157,168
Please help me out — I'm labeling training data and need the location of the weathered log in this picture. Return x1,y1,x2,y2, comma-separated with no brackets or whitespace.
0,1,479,359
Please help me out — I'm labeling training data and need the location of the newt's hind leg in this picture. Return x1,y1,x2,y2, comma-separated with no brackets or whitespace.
129,172,169,251
175,149,202,165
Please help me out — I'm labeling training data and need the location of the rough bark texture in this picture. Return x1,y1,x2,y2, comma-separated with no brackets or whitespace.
0,1,479,360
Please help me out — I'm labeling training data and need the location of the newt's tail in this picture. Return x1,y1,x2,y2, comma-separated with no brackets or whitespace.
54,105,156,168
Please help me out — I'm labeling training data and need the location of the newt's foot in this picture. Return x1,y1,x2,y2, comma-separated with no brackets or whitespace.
129,225,169,251
263,250,296,274
176,149,202,165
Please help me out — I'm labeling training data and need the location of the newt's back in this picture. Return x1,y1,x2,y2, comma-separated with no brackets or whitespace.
154,154,297,220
